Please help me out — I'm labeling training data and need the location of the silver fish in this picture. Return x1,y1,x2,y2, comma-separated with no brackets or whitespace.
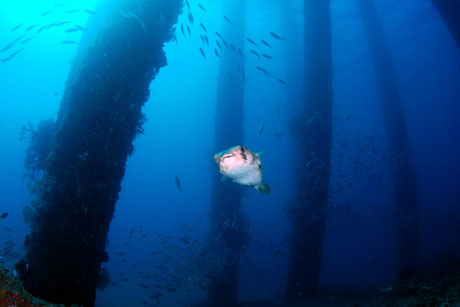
174,176,182,192
269,32,286,40
258,120,266,135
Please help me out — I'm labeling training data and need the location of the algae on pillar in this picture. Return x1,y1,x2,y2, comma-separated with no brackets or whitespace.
22,0,182,305
285,0,333,302
208,0,247,305
356,0,419,277
431,0,460,48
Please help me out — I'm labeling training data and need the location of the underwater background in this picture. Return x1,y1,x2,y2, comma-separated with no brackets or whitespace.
0,0,459,306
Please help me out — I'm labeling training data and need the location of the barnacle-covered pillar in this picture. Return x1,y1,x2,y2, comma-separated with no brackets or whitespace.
22,0,182,305
431,0,460,48
208,0,247,306
356,0,419,277
285,0,333,302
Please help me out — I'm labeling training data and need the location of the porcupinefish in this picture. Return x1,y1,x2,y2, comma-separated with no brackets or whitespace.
214,145,270,194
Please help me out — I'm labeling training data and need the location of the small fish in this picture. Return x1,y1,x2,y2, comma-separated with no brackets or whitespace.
262,54,272,59
261,40,272,48
258,121,266,135
224,16,233,25
0,212,8,219
229,44,236,52
150,292,164,299
13,259,28,280
198,3,206,11
1,43,15,53
61,40,78,44
174,176,182,192
129,15,147,33
222,39,229,49
277,78,287,85
25,24,39,32
215,32,223,39
269,32,286,40
54,21,70,26
66,9,80,14
181,24,185,37
9,35,25,45
1,49,22,63
380,285,393,293
41,10,55,16
37,25,48,33
185,0,190,10
214,145,270,194
250,49,260,59
20,37,34,45
238,48,244,57
46,21,58,29
247,38,257,46
204,35,209,46
200,23,207,33
84,9,97,15
74,25,86,31
256,66,270,76
200,34,205,43
345,113,352,121
121,10,135,21
10,23,24,32
241,70,246,82
199,47,206,59
186,25,191,36
188,12,194,25
216,40,222,49
64,28,80,33
138,271,150,278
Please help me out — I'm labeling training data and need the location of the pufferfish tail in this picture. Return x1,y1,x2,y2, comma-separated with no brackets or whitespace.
255,183,271,195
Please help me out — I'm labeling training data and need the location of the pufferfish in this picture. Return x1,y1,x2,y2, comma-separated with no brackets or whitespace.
214,145,271,195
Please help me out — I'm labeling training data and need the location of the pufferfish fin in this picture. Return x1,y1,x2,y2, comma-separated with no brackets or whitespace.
256,149,265,157
255,183,270,195
221,176,228,182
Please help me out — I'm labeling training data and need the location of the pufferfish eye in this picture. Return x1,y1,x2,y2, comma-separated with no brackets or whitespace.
240,147,247,161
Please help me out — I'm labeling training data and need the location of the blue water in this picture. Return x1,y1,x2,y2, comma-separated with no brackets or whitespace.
1,0,459,306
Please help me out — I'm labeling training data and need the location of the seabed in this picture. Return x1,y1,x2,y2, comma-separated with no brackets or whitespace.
2,260,460,307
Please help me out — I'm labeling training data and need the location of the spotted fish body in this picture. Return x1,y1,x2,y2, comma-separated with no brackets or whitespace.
214,145,270,194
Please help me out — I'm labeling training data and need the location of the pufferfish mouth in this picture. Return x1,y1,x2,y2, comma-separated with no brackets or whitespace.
220,153,233,162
